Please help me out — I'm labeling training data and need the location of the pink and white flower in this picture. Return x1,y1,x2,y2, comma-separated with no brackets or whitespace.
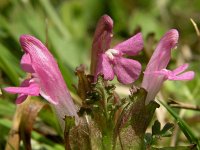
142,29,195,104
91,15,143,84
4,35,78,128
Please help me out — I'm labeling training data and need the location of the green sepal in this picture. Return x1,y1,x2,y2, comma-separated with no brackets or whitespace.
64,116,75,150
130,88,160,136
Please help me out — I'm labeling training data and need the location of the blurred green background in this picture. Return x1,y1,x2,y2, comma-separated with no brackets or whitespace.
0,0,200,149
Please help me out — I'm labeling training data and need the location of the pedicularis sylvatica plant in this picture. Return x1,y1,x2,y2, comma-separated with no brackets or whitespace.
4,15,195,149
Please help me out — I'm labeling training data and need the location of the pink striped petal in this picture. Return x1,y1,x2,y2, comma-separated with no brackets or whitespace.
113,57,141,84
95,54,114,81
20,35,66,104
113,32,143,56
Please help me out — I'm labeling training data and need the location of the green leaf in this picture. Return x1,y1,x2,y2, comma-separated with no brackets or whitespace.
160,123,174,137
152,120,161,135
161,123,174,134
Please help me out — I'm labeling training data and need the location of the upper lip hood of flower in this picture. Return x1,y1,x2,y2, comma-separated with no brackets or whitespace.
90,15,114,75
19,34,66,105
160,29,179,49
92,15,113,45
4,35,78,126
147,29,179,72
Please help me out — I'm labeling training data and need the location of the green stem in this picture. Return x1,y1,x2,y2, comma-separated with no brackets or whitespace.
102,128,113,150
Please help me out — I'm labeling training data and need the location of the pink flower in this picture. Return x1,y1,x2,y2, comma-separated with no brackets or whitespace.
4,35,78,127
91,15,143,84
142,29,195,104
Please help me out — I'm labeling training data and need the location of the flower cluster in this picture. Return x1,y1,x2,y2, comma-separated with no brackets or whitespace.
3,15,195,130
91,16,194,103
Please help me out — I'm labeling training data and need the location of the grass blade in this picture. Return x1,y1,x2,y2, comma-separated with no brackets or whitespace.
158,100,200,149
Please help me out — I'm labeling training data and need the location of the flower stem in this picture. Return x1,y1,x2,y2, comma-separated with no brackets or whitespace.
102,127,113,150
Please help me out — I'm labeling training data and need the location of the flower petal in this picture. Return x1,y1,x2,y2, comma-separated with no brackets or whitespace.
16,94,28,104
95,54,114,81
146,68,195,81
169,64,194,80
172,63,188,75
113,57,141,84
168,71,195,80
90,15,113,74
113,32,143,56
4,79,40,96
21,53,35,73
